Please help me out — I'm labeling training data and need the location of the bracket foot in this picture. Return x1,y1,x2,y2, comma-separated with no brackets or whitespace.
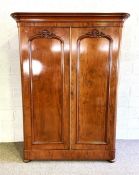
23,160,31,163
108,159,115,163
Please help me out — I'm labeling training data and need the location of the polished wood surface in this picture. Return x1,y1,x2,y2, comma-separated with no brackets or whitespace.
73,28,112,146
11,12,129,161
11,12,129,23
29,28,70,149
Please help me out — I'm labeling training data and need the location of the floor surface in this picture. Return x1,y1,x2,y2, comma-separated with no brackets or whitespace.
0,140,139,175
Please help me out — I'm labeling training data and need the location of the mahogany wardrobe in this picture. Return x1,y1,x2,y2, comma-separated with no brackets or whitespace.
11,13,129,162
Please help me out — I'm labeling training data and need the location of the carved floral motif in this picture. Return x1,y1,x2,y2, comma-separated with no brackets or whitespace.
77,29,113,42
29,29,63,42
38,30,57,39
85,29,106,38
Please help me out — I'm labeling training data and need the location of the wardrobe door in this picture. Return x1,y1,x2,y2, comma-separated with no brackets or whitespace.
21,27,70,150
71,28,118,150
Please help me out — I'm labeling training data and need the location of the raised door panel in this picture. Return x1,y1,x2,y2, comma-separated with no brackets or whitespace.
21,27,70,149
71,28,116,149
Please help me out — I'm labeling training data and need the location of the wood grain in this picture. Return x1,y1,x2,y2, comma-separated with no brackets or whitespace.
77,30,111,144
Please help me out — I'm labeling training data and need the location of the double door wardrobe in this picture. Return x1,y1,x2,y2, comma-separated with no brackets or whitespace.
11,12,129,162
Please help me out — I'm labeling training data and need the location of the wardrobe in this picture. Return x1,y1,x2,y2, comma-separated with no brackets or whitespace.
11,12,129,162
